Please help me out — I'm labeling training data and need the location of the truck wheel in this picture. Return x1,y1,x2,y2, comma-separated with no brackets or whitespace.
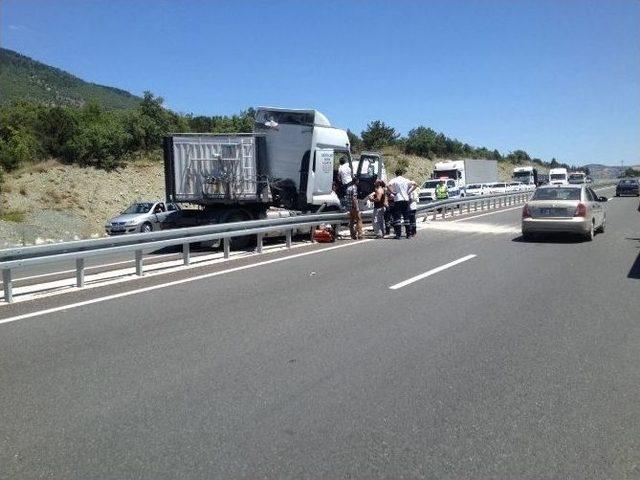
223,210,254,250
141,222,153,233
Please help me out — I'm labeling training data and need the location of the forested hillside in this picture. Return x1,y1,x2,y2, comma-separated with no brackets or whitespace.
0,48,141,109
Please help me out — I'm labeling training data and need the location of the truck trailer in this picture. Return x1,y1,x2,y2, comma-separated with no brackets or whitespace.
431,159,498,196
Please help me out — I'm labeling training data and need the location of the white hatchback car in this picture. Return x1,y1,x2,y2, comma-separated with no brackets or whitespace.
465,183,490,196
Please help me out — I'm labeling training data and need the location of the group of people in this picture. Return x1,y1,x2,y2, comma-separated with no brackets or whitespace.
368,169,420,239
338,157,420,240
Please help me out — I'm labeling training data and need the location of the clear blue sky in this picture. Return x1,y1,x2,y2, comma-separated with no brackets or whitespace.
2,0,639,166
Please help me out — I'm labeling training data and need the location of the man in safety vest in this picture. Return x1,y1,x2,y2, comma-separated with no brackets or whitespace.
435,179,449,200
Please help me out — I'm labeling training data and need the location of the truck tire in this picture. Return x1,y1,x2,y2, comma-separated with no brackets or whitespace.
223,209,255,250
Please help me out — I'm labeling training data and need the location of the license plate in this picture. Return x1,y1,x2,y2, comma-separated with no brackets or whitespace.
539,208,565,216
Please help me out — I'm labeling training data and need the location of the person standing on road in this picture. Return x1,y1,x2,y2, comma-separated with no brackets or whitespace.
368,179,387,238
387,168,417,239
337,156,353,201
347,179,363,240
435,179,449,200
408,187,419,237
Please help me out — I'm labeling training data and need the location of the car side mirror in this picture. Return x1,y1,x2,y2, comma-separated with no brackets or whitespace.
597,196,608,202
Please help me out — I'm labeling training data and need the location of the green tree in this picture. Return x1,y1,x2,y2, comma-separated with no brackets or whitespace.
0,127,40,171
347,129,363,151
361,121,399,150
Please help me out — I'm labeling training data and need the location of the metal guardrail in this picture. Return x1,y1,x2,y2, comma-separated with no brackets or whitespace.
2,184,619,304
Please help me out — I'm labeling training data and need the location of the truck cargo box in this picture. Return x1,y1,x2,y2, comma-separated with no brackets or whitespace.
164,134,268,205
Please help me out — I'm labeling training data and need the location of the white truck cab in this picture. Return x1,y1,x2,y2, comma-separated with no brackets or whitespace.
549,168,569,186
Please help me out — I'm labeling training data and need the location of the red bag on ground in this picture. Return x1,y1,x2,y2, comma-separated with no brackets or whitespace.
313,227,335,243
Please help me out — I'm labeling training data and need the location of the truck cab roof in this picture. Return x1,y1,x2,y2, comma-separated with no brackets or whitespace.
256,107,331,127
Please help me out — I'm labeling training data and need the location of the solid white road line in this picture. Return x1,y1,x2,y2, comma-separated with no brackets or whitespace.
0,239,371,325
389,254,477,290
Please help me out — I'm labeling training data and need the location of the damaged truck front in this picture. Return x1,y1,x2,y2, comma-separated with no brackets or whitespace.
162,108,350,248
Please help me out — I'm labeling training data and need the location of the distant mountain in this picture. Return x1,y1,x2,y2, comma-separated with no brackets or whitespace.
0,48,141,109
583,163,633,179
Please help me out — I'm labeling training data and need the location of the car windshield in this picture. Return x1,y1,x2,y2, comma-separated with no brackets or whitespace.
619,179,638,185
123,203,154,214
422,181,440,188
532,188,581,200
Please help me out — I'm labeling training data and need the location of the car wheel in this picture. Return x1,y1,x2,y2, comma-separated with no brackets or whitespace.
585,221,594,241
141,222,153,233
598,215,606,233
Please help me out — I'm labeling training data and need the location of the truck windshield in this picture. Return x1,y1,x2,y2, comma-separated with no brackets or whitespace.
123,203,153,214
550,174,566,180
255,110,314,126
434,169,458,180
514,173,531,181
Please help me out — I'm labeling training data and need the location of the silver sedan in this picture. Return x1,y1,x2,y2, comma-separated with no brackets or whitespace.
105,201,180,235
521,185,607,241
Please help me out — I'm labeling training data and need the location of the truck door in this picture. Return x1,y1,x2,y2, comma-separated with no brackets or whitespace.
313,148,335,195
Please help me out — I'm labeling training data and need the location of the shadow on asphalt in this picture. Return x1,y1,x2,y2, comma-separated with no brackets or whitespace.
627,237,640,280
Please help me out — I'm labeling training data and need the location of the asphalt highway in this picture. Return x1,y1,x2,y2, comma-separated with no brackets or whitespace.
1,192,639,479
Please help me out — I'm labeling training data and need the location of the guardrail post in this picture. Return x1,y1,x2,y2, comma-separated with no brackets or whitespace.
481,200,484,210
286,229,292,249
75,258,85,288
310,226,316,243
223,238,230,259
441,206,446,219
182,242,190,265
432,209,437,221
135,250,143,276
467,202,471,213
256,233,264,253
2,268,13,303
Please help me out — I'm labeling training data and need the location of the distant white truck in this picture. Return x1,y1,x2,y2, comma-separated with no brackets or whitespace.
549,167,569,186
568,171,587,184
430,159,498,198
512,166,539,188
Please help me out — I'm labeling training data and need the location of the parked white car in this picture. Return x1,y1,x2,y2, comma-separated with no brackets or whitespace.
487,182,508,194
419,179,461,202
465,183,491,196
507,182,524,192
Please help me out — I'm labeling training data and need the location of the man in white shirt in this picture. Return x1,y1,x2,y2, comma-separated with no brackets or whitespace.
338,156,354,208
387,168,418,239
338,156,353,186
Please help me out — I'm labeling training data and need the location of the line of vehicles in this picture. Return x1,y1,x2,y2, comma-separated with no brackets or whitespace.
103,105,603,246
